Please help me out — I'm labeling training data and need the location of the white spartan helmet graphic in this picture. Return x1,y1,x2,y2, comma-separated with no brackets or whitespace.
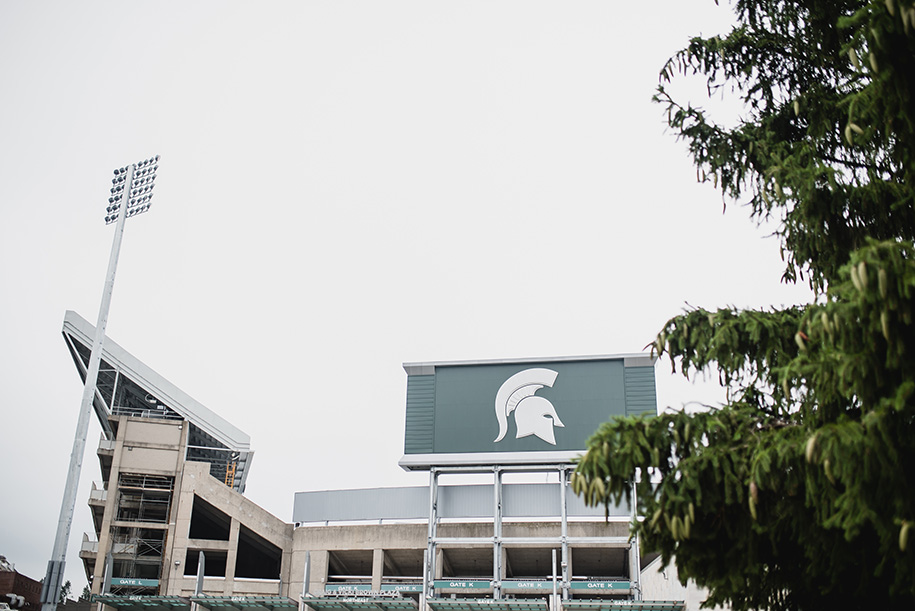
493,368,565,445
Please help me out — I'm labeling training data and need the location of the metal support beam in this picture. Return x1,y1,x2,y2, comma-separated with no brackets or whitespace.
424,468,439,602
629,480,642,601
421,462,612,606
493,467,502,600
551,549,558,611
431,536,630,546
560,468,570,601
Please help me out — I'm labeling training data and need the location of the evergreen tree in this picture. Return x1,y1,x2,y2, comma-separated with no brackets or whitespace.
58,581,71,605
573,1,915,609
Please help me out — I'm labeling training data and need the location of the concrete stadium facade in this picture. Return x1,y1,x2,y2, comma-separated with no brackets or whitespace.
62,311,710,611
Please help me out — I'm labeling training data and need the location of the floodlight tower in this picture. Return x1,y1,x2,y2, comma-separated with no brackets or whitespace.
40,156,160,611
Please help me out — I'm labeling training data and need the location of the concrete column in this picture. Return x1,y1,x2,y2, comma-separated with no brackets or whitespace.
371,549,384,591
493,468,502,600
559,468,570,601
310,551,329,594
91,426,127,594
161,423,189,596
225,519,241,595
434,549,444,579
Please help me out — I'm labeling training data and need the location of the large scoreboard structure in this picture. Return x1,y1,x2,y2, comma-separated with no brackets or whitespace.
400,354,657,470
396,354,659,603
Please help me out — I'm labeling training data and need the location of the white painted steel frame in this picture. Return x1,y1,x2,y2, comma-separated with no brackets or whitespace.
423,463,617,605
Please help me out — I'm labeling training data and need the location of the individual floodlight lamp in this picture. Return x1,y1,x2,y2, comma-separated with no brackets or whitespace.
40,156,161,611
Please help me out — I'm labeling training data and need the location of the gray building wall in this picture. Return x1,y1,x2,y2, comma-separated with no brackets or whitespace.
293,483,629,524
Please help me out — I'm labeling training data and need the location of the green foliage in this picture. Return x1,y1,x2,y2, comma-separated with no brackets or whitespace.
58,580,71,604
574,2,915,610
655,0,915,290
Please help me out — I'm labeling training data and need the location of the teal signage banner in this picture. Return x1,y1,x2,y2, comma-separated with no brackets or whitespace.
382,584,423,592
325,584,423,593
110,578,159,587
324,585,371,592
433,580,492,589
501,580,553,590
501,580,628,591
432,580,630,591
569,581,630,590
402,356,656,467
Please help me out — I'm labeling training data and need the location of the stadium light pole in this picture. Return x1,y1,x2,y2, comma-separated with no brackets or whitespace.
40,156,161,611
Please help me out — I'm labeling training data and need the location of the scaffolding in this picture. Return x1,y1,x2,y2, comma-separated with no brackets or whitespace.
107,474,174,594
116,474,174,524
224,460,237,487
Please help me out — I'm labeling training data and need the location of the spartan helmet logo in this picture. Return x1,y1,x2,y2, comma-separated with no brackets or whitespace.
494,368,565,445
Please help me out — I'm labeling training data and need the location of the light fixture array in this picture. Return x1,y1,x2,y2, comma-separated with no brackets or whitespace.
105,154,160,224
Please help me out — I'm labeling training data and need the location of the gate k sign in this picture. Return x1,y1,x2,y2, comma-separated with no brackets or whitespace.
493,368,564,445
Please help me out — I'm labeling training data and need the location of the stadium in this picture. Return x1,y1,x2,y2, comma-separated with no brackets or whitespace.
61,310,709,611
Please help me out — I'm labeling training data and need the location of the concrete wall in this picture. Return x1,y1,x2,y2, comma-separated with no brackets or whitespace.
162,461,294,597
291,523,427,594
639,557,729,611
289,517,635,597
84,414,706,611
122,419,184,446
116,419,185,473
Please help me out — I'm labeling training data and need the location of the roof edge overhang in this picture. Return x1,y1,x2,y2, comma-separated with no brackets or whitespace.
403,353,656,375
398,450,580,471
62,310,251,452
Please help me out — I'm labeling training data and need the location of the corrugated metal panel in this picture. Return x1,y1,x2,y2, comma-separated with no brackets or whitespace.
624,366,657,416
438,484,492,518
404,375,435,454
503,483,630,517
293,483,628,523
503,483,560,516
567,485,631,516
293,487,429,523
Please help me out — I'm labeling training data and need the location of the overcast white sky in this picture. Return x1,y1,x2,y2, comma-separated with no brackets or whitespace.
0,0,812,593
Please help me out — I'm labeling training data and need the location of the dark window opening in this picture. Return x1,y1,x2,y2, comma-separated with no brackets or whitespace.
382,549,424,579
326,550,373,583
116,489,171,523
183,550,228,577
439,548,492,579
189,495,231,540
112,558,161,581
569,547,628,581
235,526,282,579
381,549,423,597
504,548,553,579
